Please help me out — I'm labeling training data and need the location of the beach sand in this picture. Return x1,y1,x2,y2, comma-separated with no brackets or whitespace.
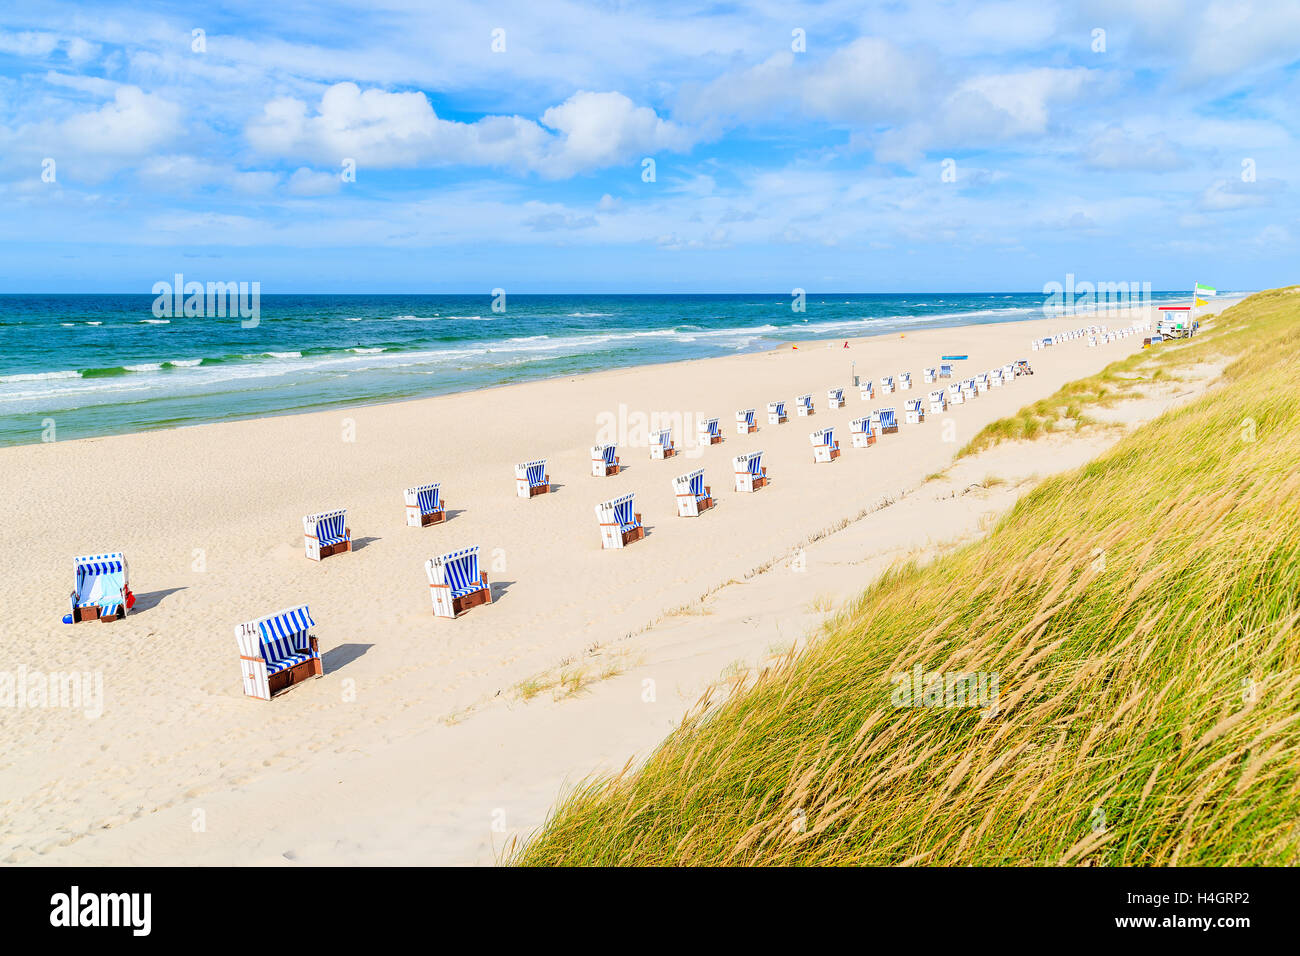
0,308,1197,864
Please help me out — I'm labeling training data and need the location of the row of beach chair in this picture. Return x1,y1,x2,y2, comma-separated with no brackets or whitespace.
68,338,1090,700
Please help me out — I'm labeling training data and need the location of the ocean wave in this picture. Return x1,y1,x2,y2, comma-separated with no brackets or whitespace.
0,370,81,383
141,319,170,324
566,311,612,317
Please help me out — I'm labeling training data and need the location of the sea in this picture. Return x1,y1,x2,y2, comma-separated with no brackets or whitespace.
0,292,1196,446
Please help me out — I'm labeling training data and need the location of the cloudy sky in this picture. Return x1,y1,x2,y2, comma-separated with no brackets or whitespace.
1,0,1297,292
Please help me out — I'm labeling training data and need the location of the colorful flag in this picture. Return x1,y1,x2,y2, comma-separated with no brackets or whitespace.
1195,297,1208,306
1195,283,1216,297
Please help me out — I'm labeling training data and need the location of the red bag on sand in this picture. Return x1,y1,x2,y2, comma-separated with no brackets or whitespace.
125,588,136,609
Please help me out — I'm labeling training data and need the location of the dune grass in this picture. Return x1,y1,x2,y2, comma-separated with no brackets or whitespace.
512,287,1300,866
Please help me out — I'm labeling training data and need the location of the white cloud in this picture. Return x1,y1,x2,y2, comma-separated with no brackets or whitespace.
1081,125,1185,171
246,83,695,177
286,166,341,196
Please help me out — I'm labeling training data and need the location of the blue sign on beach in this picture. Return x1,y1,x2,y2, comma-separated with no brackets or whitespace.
941,354,968,360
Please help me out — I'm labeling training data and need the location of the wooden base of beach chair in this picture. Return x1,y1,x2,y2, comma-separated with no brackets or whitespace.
697,495,713,513
528,480,551,497
452,577,493,616
745,424,758,433
882,425,898,435
753,473,768,490
621,519,645,547
71,605,125,624
317,533,352,560
268,653,324,699
418,508,447,527
708,435,723,444
597,463,620,477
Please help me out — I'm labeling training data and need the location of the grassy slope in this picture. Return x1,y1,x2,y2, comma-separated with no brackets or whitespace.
515,288,1300,866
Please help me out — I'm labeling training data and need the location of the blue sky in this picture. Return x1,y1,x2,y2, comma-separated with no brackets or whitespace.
0,0,1297,292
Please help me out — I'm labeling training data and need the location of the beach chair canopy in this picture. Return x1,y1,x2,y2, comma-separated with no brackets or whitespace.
518,459,547,487
406,482,441,515
940,364,953,376
71,553,129,614
797,393,812,406
651,428,671,447
735,451,764,474
256,605,317,675
593,443,617,465
877,408,897,429
701,417,720,436
850,417,869,432
737,408,755,422
905,399,922,412
429,546,483,599
828,387,843,399
306,510,348,546
674,468,709,502
810,428,834,446
768,400,785,414
598,493,640,532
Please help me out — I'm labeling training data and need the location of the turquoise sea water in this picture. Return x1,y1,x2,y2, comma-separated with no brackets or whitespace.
0,292,1195,446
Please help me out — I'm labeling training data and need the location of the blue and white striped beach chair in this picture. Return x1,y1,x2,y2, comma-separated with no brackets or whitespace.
899,372,912,391
924,367,937,384
515,459,550,497
904,398,924,424
989,368,1004,387
735,408,757,435
403,482,446,527
880,375,894,395
591,443,620,477
733,450,767,492
427,546,492,617
827,387,845,409
64,552,133,624
939,364,953,378
810,427,840,463
235,604,322,700
767,400,787,425
796,393,814,416
698,417,722,445
303,509,350,562
649,428,676,460
975,372,990,395
859,380,874,401
928,389,947,415
947,382,964,405
672,468,713,517
962,378,978,400
1001,362,1015,382
849,417,875,448
875,407,898,434
595,493,644,549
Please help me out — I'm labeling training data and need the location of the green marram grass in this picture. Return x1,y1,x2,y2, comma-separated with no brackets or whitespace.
513,287,1300,866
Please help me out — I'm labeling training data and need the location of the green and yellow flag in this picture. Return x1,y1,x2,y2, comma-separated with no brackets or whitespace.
1195,283,1216,298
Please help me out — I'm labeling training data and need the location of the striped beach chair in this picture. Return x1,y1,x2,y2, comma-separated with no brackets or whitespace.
880,375,894,395
924,367,936,384
827,387,845,409
961,378,978,400
698,417,722,445
427,546,492,618
928,389,947,415
904,398,924,424
649,428,676,460
735,408,758,435
1088,335,1098,347
63,552,133,624
595,493,644,549
796,393,814,416
875,407,898,435
810,427,840,463
859,380,874,401
235,604,322,701
733,451,767,492
403,482,446,527
899,372,912,391
767,400,788,425
515,459,550,497
1031,339,1040,352
939,364,953,378
673,468,713,517
947,382,964,405
975,373,989,395
989,368,1004,388
1001,362,1015,382
304,509,350,562
849,417,876,448
591,443,620,477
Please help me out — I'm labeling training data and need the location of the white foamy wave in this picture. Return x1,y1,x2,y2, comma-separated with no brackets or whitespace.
141,319,170,324
169,359,202,367
124,363,162,372
0,370,81,383
566,312,612,317
265,351,301,359
86,321,102,326
349,347,385,354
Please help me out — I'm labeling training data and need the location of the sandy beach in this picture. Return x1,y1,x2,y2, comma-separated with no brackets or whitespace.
1,308,1191,864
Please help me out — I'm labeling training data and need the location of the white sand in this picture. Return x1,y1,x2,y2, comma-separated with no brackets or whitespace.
0,308,1208,864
